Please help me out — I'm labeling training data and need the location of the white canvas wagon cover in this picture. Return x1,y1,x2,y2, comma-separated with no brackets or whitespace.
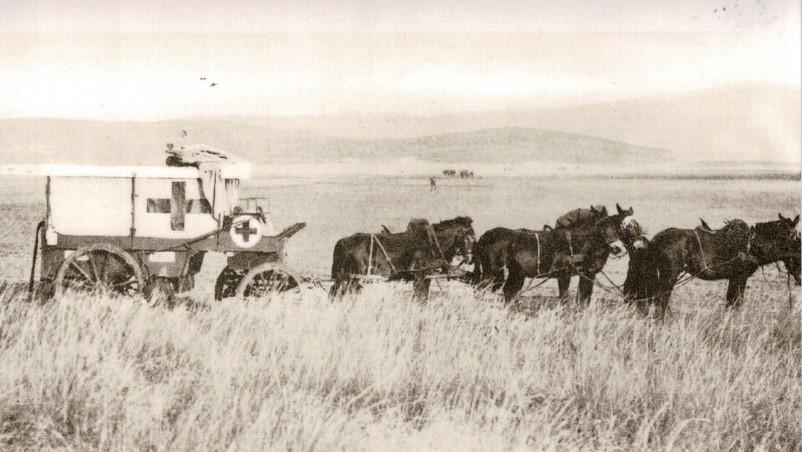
0,148,252,240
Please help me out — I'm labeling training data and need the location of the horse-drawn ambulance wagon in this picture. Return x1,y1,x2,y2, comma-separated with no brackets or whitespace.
2,145,306,300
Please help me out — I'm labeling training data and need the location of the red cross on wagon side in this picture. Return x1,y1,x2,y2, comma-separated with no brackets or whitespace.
1,144,306,301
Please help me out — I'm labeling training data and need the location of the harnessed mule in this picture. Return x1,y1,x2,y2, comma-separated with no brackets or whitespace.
553,204,637,304
472,211,624,302
329,216,475,301
632,214,799,318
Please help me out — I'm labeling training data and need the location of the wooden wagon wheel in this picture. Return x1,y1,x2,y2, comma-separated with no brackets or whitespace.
235,262,303,299
53,244,144,299
214,266,246,300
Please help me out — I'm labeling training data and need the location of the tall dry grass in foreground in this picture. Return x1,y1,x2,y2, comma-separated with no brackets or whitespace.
0,285,799,451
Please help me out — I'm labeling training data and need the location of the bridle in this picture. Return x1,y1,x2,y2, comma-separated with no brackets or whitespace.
752,222,798,263
431,223,474,267
563,216,624,256
599,216,625,249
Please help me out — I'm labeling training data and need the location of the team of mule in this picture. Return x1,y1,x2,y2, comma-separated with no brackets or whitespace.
329,206,800,316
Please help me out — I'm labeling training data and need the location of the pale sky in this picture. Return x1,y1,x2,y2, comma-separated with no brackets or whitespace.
0,0,799,119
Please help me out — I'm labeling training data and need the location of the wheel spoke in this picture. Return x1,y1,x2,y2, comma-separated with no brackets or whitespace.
55,245,143,299
112,275,135,288
100,252,111,283
69,260,94,282
88,252,101,282
243,269,299,298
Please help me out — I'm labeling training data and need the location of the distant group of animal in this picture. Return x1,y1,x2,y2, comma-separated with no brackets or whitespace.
329,205,801,318
442,169,475,178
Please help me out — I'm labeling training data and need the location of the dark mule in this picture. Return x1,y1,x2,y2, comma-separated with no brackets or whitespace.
470,205,611,292
469,226,541,292
472,208,628,304
330,216,475,301
552,204,639,303
631,214,800,318
504,212,627,304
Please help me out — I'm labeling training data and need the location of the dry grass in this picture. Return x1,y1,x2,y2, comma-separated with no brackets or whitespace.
0,283,799,451
0,175,799,450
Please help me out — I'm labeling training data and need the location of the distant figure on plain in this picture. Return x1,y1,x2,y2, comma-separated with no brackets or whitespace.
430,176,437,191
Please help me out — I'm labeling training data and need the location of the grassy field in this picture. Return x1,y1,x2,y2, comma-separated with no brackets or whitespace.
0,286,799,451
0,174,799,450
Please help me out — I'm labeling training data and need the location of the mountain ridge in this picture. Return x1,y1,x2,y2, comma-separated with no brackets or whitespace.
0,119,669,167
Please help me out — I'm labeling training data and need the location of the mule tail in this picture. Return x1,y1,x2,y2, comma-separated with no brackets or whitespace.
329,239,349,299
468,240,483,285
331,239,345,281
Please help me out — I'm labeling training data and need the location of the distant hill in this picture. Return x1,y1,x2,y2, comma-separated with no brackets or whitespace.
0,120,668,167
364,128,670,164
239,83,800,163
0,83,796,169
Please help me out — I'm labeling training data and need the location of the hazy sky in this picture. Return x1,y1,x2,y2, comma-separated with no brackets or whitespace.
0,0,799,119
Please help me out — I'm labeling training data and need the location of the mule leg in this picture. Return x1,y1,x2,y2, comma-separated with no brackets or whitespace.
622,256,640,302
635,295,650,316
725,275,748,308
349,277,364,295
413,274,432,303
557,271,571,304
577,273,595,308
654,271,678,320
503,267,525,304
491,269,505,292
328,279,342,301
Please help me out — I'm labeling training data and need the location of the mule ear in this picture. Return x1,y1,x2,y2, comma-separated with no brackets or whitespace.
779,213,787,222
793,215,800,227
700,218,711,230
626,206,634,216
590,205,598,214
616,203,624,215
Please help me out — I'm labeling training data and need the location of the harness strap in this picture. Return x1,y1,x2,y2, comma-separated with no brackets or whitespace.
535,231,541,275
746,230,753,255
370,234,397,274
567,230,575,257
426,224,446,262
694,229,711,272
368,234,375,275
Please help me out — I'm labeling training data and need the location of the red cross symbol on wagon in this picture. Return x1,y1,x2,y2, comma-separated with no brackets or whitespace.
230,215,263,248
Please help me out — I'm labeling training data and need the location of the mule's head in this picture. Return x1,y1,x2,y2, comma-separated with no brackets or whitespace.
777,213,800,284
596,214,627,257
435,216,476,265
784,244,801,286
778,213,800,241
614,203,644,247
753,213,800,278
